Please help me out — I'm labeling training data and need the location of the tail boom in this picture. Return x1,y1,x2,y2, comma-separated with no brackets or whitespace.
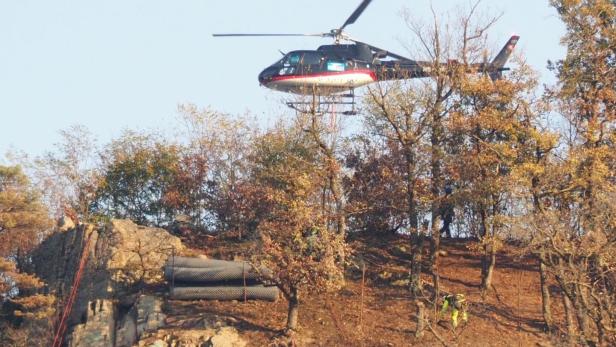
489,35,520,80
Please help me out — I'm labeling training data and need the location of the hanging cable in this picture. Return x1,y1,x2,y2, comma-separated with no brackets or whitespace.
51,228,94,347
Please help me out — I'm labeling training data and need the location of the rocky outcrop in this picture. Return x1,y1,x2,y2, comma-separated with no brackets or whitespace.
66,295,172,347
32,219,184,346
105,219,184,288
33,219,249,347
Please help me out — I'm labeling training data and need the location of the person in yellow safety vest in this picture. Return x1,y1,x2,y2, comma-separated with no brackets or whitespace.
440,293,468,328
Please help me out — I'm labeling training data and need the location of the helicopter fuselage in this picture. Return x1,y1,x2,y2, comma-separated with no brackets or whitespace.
257,43,443,95
257,34,520,96
258,44,382,95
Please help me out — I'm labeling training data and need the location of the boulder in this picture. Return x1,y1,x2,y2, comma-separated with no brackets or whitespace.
138,327,246,347
32,219,250,347
32,219,183,334
206,327,247,347
106,219,184,287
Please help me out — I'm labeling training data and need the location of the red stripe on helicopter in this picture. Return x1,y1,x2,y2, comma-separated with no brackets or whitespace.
270,69,377,82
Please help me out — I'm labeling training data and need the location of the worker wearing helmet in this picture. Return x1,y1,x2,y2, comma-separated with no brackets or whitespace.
440,293,468,328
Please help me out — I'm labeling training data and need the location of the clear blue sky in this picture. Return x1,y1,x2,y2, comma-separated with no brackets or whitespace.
0,0,565,157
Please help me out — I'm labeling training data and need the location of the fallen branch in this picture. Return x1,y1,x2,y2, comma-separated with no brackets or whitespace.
426,321,452,347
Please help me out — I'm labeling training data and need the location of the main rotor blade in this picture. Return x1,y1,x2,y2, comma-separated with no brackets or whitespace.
212,33,328,37
340,0,373,31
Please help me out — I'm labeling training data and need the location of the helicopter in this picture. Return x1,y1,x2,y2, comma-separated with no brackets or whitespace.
214,0,519,111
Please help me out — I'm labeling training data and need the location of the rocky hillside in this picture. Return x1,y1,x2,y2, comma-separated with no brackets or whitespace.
31,219,247,347
30,220,564,347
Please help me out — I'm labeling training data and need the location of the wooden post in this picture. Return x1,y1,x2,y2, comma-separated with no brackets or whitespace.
359,264,366,336
171,247,176,293
243,262,247,303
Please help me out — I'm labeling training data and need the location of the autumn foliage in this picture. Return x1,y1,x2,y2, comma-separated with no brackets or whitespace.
0,165,54,346
1,0,615,345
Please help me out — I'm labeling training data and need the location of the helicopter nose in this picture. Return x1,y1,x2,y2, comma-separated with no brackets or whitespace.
258,67,278,85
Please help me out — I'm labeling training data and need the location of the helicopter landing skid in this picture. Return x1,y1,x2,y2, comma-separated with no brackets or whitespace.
286,89,357,116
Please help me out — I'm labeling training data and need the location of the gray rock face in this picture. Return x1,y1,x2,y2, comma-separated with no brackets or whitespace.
101,295,167,347
32,219,183,346
32,219,183,327
135,295,167,338
33,219,249,347
115,306,137,347
105,219,184,288
68,300,116,347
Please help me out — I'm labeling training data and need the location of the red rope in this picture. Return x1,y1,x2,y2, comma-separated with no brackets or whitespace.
51,229,93,347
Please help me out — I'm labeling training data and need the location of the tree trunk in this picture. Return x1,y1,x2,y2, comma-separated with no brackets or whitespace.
410,230,424,298
329,163,347,267
330,172,346,238
407,155,422,297
415,301,425,338
286,287,300,333
430,215,441,302
308,113,346,239
480,241,496,296
563,294,576,346
573,286,592,345
539,259,554,332
306,112,346,265
429,106,443,303
478,208,488,293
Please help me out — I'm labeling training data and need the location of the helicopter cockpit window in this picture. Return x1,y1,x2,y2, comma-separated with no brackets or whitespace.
302,52,323,65
285,53,302,66
279,53,300,75
279,51,324,75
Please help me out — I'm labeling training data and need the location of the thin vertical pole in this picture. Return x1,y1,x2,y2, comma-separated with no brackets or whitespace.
243,262,247,303
359,263,365,339
171,247,176,294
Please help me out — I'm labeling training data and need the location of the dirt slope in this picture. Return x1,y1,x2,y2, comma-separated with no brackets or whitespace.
165,233,563,346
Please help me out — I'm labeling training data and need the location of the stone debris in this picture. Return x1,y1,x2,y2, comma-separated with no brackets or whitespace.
138,327,247,347
206,327,247,347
